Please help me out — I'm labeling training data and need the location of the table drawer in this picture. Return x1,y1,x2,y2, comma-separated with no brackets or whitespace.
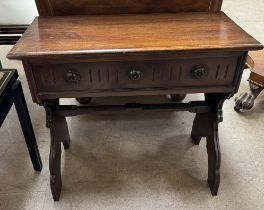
32,56,239,93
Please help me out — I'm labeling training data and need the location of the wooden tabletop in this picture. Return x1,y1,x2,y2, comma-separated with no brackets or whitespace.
7,12,263,59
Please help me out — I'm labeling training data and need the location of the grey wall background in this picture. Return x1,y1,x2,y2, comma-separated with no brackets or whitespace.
0,0,38,24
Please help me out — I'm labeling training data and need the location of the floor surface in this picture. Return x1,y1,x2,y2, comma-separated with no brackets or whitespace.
0,0,264,209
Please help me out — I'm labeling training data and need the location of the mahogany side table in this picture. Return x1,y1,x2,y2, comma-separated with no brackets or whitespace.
0,64,42,171
7,12,263,201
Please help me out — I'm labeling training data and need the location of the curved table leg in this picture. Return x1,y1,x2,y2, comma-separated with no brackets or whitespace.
234,82,263,111
191,93,227,196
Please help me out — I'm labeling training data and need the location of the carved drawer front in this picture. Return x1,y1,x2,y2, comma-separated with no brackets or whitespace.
33,56,239,93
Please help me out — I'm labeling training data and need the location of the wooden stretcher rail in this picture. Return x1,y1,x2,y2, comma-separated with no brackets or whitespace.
52,101,212,117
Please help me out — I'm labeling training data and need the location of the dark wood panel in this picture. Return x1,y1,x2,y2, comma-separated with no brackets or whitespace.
35,0,223,16
32,55,238,95
7,13,263,59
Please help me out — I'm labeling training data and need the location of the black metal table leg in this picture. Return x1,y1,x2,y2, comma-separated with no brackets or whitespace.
12,81,42,171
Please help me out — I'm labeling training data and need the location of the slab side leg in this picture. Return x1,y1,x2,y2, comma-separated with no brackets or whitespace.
191,112,221,195
191,93,227,196
45,99,70,150
206,121,221,196
49,113,63,201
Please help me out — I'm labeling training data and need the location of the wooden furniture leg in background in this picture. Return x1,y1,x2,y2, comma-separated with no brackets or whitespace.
45,100,70,201
234,82,263,111
234,50,264,111
191,93,227,195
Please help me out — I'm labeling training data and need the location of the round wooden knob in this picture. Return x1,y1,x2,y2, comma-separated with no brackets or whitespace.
129,69,143,81
65,70,81,83
191,65,208,79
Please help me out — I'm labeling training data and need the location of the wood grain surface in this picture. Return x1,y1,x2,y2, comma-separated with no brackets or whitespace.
7,12,263,60
35,0,223,16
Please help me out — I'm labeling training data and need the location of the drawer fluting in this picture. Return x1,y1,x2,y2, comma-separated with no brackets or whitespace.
32,56,239,94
